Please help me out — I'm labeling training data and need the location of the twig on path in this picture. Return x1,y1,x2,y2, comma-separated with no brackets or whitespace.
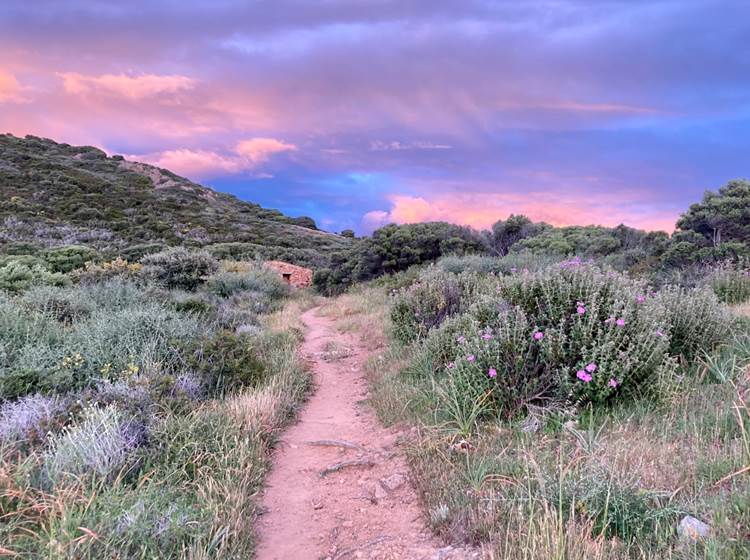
319,459,376,477
333,535,393,559
306,439,366,452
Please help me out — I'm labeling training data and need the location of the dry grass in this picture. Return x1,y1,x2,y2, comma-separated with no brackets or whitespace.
319,285,389,351
732,303,750,317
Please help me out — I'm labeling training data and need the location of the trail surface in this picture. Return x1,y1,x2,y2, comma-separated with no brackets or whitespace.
255,307,476,560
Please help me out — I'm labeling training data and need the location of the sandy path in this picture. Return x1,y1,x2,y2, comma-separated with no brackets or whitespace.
255,307,476,560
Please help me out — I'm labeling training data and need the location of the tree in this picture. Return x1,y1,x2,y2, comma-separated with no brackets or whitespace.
676,179,750,246
485,215,548,255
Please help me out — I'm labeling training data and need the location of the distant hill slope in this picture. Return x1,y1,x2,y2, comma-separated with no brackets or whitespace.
0,134,350,267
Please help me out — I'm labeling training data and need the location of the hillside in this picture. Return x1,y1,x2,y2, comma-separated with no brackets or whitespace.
0,134,350,267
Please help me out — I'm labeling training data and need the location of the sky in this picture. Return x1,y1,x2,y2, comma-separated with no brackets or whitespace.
1,1,748,235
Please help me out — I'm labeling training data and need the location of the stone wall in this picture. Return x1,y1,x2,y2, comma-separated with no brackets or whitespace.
264,260,313,288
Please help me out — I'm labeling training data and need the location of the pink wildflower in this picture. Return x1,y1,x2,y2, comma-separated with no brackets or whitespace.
616,318,625,327
533,331,544,341
481,333,493,340
585,362,597,373
604,317,615,324
457,336,466,343
576,370,592,382
576,305,586,315
488,368,497,378
446,362,455,369
466,355,476,362
636,295,646,304
510,267,517,273
608,378,619,388
654,330,664,337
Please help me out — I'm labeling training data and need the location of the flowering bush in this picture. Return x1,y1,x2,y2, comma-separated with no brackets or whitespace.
390,269,494,343
408,265,684,418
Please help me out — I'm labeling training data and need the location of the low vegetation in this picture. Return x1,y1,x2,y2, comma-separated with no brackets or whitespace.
324,257,750,559
0,249,313,557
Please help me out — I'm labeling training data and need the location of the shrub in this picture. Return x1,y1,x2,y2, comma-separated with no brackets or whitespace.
186,330,266,396
42,245,98,273
42,406,142,485
140,248,218,290
411,264,678,418
0,393,70,451
390,269,494,343
20,284,97,323
707,263,750,304
0,261,70,293
71,257,143,284
656,285,734,361
206,266,289,300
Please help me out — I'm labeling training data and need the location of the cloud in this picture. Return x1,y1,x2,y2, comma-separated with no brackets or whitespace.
370,140,452,151
363,192,678,233
58,72,195,99
131,137,297,179
133,148,243,178
0,71,26,103
235,137,297,164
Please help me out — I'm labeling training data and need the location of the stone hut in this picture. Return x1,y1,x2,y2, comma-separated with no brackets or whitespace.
264,260,313,288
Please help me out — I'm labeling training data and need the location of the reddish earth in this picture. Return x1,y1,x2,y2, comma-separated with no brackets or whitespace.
255,307,478,560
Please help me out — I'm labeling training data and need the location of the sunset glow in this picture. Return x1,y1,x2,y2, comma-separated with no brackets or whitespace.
1,1,748,233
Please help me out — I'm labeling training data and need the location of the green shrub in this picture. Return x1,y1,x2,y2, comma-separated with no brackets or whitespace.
186,330,266,396
0,260,70,293
141,248,218,290
42,245,98,273
390,269,494,343
205,267,289,300
20,284,97,323
707,263,750,304
656,285,734,361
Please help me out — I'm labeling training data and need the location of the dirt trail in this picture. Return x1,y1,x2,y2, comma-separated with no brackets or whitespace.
255,307,476,560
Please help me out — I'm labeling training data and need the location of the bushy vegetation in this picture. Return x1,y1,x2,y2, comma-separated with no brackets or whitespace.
322,250,750,558
0,248,313,557
0,134,350,268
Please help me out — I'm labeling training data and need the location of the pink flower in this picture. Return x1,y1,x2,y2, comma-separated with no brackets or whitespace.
576,370,592,382
457,336,466,343
533,331,544,341
604,317,615,324
576,306,586,315
654,330,664,337
481,333,493,340
616,318,625,327
446,362,455,369
466,355,476,362
636,295,646,304
488,368,497,378
608,378,619,388
510,267,517,273
585,362,597,373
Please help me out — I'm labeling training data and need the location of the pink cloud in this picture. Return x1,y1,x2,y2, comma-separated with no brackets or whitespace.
58,72,196,100
0,71,26,103
131,137,298,179
363,192,677,233
235,137,297,164
132,148,243,178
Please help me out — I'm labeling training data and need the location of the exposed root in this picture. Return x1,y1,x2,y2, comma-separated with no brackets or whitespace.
307,439,366,452
319,459,376,477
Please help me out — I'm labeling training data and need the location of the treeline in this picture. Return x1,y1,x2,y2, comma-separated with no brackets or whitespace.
314,179,750,294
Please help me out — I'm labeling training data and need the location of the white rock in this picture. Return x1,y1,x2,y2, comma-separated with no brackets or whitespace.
677,515,710,541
